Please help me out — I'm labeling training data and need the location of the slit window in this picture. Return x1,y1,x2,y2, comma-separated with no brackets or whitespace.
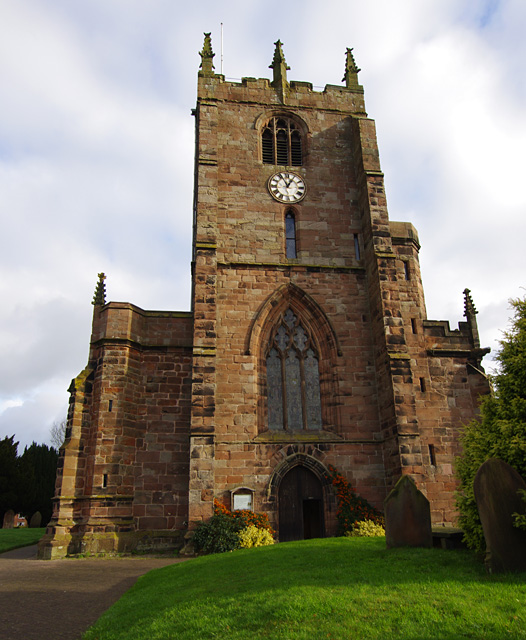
419,377,426,392
354,233,361,260
102,473,108,488
411,318,417,334
404,261,410,281
428,444,437,466
262,117,303,166
285,211,297,258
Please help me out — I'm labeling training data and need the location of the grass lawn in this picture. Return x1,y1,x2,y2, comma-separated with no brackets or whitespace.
0,527,45,553
83,537,526,640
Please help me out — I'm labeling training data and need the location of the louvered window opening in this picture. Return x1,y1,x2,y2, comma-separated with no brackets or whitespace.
266,309,322,431
262,118,303,166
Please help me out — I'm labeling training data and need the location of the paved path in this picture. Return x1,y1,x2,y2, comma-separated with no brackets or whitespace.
0,545,188,640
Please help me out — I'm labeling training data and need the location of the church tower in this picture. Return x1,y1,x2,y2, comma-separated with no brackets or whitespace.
38,36,489,557
187,35,489,539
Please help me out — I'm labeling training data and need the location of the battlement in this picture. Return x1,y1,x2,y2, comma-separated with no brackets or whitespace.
197,36,366,115
198,74,367,114
91,301,193,348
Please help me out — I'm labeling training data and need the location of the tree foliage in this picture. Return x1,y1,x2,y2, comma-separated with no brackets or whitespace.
18,443,58,526
0,436,20,526
456,296,526,553
0,436,58,527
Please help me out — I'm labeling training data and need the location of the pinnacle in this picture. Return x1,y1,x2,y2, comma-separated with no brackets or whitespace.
199,32,215,77
343,47,361,88
92,272,107,306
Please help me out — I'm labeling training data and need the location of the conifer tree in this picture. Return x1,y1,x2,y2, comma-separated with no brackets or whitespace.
18,443,58,526
0,436,20,525
456,296,526,552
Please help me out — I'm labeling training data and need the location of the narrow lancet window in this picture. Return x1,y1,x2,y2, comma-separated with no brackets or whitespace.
266,309,322,431
285,211,297,258
428,444,437,466
354,233,361,260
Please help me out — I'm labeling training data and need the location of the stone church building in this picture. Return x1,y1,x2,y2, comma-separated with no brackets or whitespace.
39,36,490,558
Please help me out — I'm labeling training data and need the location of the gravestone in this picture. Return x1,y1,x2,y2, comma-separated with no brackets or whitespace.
30,511,42,528
385,475,432,548
2,509,15,529
473,458,526,573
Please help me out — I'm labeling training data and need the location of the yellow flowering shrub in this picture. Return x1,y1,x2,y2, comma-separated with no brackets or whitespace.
238,525,275,548
345,519,385,537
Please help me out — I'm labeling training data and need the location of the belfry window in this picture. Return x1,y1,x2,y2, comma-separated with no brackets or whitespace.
266,309,322,431
262,117,303,166
285,210,297,258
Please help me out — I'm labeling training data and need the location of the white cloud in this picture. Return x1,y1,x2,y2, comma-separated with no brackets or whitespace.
1,0,525,448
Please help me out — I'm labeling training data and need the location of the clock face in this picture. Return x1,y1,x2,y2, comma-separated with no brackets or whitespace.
268,172,306,203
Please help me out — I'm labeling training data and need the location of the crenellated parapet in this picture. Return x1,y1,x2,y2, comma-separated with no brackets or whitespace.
196,34,366,115
424,290,490,370
90,301,193,349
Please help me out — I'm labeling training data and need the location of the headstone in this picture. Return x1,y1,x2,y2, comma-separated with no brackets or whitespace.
30,511,42,528
2,509,15,529
384,475,432,548
473,458,526,573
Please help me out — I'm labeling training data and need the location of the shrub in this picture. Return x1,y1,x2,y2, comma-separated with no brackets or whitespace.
345,519,385,537
512,490,526,531
238,525,275,548
456,296,526,553
328,465,384,535
192,514,244,554
192,501,275,554
214,499,275,536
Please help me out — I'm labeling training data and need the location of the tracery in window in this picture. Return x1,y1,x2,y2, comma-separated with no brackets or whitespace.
285,210,297,258
266,309,322,431
262,117,303,166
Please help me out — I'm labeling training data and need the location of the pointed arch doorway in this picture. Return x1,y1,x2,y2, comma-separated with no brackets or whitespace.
278,466,324,542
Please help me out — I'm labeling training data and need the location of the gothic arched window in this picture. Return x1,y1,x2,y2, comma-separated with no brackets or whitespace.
266,308,322,431
262,117,303,166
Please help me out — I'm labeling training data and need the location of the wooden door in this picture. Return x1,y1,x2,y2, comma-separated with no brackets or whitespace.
278,466,324,542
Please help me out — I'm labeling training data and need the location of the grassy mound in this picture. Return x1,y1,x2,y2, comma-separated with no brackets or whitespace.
84,537,526,640
0,528,45,553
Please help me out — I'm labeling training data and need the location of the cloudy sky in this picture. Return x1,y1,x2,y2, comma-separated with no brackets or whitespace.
1,0,525,451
